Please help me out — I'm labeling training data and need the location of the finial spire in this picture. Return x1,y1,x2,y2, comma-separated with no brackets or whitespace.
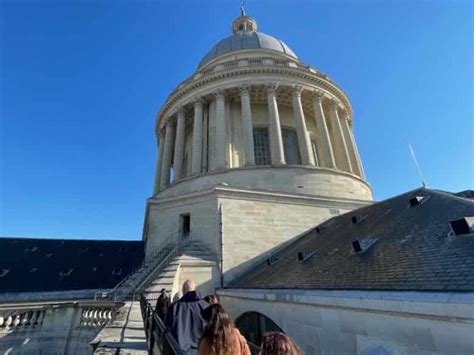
240,0,246,16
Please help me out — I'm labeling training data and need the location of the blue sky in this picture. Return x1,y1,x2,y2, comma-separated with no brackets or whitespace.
0,0,472,240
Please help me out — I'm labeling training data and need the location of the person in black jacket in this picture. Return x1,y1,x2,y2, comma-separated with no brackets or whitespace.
155,288,171,321
165,280,208,355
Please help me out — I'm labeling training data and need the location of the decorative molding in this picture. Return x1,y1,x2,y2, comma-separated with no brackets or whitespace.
213,89,226,100
192,97,205,107
265,82,279,95
291,84,304,97
311,89,325,101
238,83,251,95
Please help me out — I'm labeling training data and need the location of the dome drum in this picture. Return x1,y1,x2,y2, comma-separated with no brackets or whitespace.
153,81,369,199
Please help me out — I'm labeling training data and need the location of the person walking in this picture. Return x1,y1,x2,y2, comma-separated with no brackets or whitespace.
165,280,208,355
258,332,300,355
198,304,250,355
155,288,171,321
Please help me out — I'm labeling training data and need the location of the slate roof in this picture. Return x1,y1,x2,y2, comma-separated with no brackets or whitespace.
233,188,474,292
0,238,144,293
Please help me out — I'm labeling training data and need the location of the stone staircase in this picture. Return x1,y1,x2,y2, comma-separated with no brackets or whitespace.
141,239,218,299
91,239,218,353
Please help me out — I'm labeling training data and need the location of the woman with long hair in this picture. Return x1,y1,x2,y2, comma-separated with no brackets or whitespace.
259,332,300,355
198,304,250,355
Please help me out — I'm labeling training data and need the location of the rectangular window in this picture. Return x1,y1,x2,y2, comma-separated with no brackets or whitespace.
253,128,270,165
282,129,301,165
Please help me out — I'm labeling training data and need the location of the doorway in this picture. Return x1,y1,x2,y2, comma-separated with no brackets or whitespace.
181,214,191,238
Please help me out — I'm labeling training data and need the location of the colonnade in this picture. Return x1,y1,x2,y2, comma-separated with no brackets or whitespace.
153,83,365,194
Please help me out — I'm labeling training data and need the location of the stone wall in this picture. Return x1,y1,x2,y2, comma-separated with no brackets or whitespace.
218,289,474,355
144,187,371,287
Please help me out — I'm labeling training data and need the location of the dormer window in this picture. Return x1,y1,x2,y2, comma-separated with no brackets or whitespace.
450,217,474,236
352,239,378,254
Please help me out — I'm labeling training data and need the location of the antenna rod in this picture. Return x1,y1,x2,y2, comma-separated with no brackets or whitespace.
408,143,427,188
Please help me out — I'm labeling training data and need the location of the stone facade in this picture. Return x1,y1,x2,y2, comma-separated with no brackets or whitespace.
218,289,474,355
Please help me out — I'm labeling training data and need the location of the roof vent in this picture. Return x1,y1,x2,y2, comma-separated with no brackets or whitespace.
409,196,426,207
119,247,128,253
30,268,38,273
0,269,9,278
351,215,367,224
266,256,279,266
297,251,316,262
112,268,123,276
450,217,474,236
45,253,53,258
79,247,90,254
352,239,377,254
315,226,322,234
59,268,73,277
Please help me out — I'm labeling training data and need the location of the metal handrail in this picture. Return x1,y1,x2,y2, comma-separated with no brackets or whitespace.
140,294,184,355
95,230,184,302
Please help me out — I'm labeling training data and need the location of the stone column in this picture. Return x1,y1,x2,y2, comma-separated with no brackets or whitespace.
341,111,366,179
266,83,285,165
191,98,204,174
172,108,186,181
160,118,175,188
152,130,165,194
329,100,353,173
214,90,227,170
291,85,315,166
239,84,255,165
312,91,336,168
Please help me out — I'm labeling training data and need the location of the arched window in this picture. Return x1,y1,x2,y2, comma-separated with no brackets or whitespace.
235,311,283,350
253,128,270,165
282,129,300,165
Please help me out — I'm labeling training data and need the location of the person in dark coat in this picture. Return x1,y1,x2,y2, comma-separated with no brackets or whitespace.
155,288,171,321
165,280,208,355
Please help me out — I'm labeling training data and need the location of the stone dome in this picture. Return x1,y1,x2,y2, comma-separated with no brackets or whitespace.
198,15,298,68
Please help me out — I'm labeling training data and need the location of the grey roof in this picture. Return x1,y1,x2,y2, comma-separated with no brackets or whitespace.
199,31,297,68
0,237,144,293
232,188,474,292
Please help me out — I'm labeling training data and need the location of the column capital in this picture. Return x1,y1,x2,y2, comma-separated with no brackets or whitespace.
165,115,176,125
291,84,304,97
238,84,251,95
193,97,205,107
214,89,226,100
311,90,325,101
265,82,279,95
340,108,351,121
176,106,186,116
329,98,343,112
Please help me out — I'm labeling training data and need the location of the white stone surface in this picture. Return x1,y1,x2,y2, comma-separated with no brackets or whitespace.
218,289,474,355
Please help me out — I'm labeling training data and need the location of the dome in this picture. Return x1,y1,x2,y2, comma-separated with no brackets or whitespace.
198,15,298,68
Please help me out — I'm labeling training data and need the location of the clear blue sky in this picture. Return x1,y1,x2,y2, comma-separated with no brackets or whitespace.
0,0,472,240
